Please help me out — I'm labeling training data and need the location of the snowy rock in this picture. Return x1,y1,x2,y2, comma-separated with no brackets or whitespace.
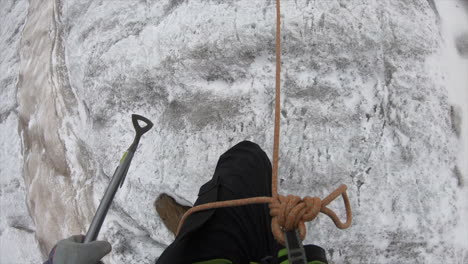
1,0,467,263
0,113,42,264
0,0,26,117
456,33,468,57
0,0,43,263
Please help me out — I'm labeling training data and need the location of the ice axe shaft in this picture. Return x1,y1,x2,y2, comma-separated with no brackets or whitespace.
84,114,153,243
284,229,307,264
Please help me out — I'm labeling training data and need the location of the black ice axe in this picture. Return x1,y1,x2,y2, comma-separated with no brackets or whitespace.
84,114,153,243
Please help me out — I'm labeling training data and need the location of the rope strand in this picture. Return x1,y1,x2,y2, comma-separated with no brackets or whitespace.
175,0,352,245
272,0,282,197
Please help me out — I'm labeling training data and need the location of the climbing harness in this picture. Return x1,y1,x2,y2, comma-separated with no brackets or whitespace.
176,0,352,261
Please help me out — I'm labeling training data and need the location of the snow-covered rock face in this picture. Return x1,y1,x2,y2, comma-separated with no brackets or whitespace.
0,0,43,262
1,0,467,263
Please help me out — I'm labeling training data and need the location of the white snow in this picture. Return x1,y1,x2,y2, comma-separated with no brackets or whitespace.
0,114,42,264
434,0,468,261
1,0,468,263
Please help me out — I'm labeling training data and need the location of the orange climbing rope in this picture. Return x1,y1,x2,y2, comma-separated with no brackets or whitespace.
176,0,352,245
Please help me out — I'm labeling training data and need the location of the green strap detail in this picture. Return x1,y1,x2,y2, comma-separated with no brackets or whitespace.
120,151,128,164
278,248,326,264
193,259,232,264
192,258,323,264
278,248,288,258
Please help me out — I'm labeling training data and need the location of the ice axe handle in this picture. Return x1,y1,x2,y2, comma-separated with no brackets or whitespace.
129,114,153,152
84,114,153,244
132,114,153,136
285,229,307,264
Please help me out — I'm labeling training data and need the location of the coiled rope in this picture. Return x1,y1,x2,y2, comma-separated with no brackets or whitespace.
176,0,352,245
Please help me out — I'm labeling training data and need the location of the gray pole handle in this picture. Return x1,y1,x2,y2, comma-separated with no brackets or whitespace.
285,229,307,264
83,114,153,243
84,151,134,243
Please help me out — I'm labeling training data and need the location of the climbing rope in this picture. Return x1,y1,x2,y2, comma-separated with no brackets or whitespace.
176,0,352,245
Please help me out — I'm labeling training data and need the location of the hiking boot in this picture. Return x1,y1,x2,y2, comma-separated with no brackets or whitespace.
155,193,191,236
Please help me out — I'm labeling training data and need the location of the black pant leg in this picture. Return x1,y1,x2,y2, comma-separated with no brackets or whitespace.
157,141,281,264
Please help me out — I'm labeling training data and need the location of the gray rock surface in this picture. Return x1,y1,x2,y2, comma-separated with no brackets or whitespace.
1,0,467,263
0,0,42,263
457,33,468,57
